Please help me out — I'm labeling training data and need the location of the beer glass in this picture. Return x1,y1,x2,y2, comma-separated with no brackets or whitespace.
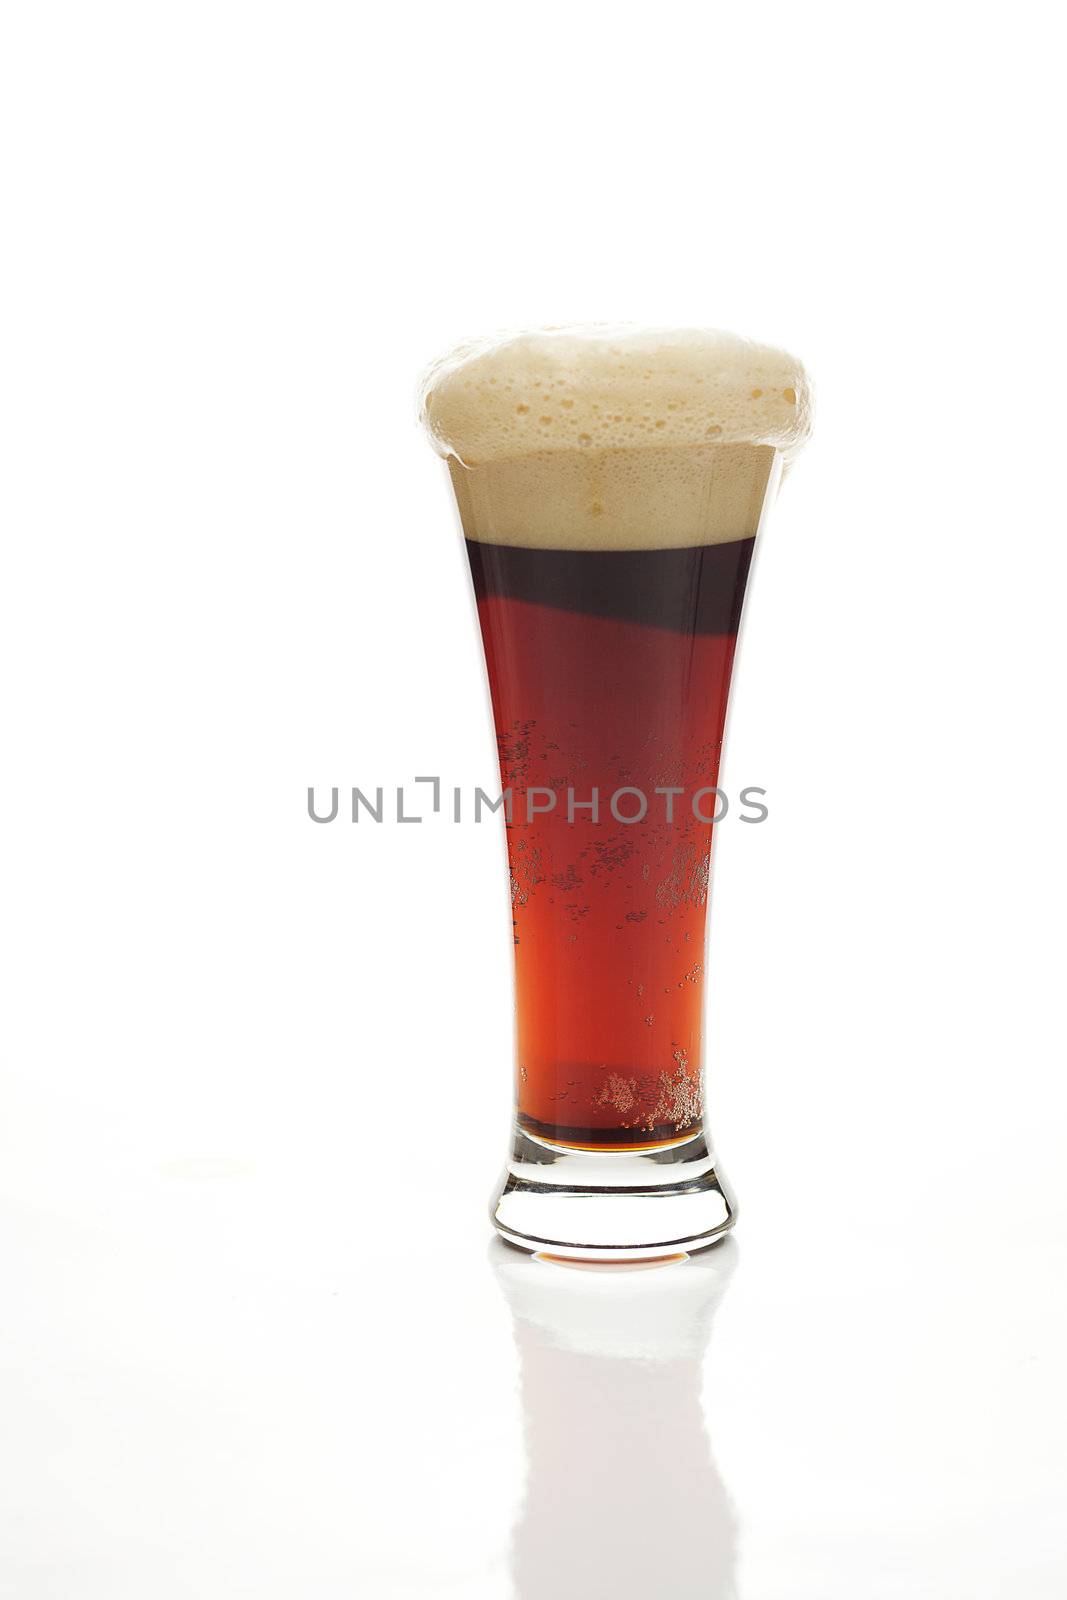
421,326,811,1258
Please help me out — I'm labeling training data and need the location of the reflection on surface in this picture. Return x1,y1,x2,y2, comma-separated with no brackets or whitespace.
492,1239,738,1600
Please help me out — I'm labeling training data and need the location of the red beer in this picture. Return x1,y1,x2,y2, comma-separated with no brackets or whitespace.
421,325,810,1256
469,538,753,1149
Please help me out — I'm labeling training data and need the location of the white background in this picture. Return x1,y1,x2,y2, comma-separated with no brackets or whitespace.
1,2,1064,1596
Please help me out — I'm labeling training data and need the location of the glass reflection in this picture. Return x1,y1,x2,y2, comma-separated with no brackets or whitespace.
492,1239,738,1599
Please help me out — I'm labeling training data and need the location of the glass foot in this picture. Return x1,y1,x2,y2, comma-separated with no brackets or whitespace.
491,1125,737,1261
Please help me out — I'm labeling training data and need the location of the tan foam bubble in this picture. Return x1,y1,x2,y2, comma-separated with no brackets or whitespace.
419,325,812,549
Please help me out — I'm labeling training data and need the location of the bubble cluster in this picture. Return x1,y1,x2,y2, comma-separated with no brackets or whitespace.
421,324,811,462
419,324,812,549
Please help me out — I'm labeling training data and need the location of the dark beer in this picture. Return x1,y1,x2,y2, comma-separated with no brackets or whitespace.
468,537,754,1149
420,325,811,1254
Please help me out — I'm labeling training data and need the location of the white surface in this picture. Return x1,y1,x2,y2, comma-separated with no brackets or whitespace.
1,1170,1064,1597
1,2,1065,1596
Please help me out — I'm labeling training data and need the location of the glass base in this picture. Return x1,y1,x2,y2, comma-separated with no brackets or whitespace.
491,1125,737,1261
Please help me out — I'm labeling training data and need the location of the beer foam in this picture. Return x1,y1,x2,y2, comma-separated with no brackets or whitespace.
419,325,811,550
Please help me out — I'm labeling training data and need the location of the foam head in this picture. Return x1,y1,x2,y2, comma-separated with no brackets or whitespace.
419,324,812,549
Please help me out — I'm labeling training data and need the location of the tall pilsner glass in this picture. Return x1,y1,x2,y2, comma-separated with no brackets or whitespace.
420,326,812,1259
